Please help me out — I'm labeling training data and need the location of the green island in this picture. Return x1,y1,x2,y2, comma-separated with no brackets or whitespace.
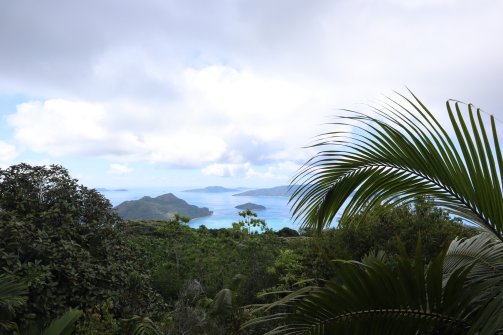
114,193,212,220
235,202,266,210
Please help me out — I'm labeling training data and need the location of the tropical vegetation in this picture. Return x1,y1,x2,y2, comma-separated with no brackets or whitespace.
0,161,474,334
246,91,503,334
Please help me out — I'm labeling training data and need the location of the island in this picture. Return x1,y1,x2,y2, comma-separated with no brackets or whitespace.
235,202,266,210
114,193,212,220
233,185,300,197
183,186,240,193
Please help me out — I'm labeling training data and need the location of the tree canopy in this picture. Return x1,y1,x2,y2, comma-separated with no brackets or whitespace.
0,164,161,331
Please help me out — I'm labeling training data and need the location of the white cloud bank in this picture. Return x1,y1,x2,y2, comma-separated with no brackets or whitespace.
1,0,503,183
7,65,323,174
202,161,302,181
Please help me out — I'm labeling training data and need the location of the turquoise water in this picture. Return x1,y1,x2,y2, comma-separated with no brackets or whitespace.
99,187,301,231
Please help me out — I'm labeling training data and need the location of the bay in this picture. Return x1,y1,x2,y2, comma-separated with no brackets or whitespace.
99,187,300,231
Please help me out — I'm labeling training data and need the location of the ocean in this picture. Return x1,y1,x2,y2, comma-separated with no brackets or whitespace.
99,187,302,231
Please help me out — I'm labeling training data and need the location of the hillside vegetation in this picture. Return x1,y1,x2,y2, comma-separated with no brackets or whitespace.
0,163,475,334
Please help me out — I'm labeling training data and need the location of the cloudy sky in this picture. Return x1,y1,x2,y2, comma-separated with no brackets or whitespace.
0,0,502,188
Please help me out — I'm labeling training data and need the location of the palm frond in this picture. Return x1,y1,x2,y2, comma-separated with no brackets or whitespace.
40,309,82,335
0,274,27,310
445,233,503,281
244,243,502,334
130,316,163,335
211,273,246,317
0,273,27,332
212,288,234,316
291,91,503,240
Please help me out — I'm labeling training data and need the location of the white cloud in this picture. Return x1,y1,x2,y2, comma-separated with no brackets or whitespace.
0,141,17,167
108,163,133,175
202,163,252,178
6,65,324,169
7,98,230,167
202,160,302,181
8,100,111,156
142,131,228,167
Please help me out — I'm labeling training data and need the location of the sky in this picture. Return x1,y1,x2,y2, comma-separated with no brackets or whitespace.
0,0,502,188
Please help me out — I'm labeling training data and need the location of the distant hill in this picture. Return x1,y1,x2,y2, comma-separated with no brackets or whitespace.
235,202,266,210
96,188,128,192
183,186,240,193
114,193,212,220
233,185,300,197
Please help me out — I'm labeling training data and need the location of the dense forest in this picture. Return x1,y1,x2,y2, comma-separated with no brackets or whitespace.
0,164,475,334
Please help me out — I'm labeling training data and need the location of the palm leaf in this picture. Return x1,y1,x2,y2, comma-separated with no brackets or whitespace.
211,274,246,317
212,288,234,316
445,232,503,282
0,274,27,310
0,274,27,332
40,309,82,335
244,242,502,334
444,232,503,322
291,91,503,240
130,316,163,335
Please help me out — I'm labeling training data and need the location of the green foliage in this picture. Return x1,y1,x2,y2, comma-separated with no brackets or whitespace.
126,218,282,304
0,273,82,335
266,250,305,290
75,299,119,335
233,209,269,235
129,316,163,335
123,200,471,334
0,164,161,329
40,309,82,335
210,274,247,333
275,227,299,237
162,279,212,335
245,241,503,334
211,274,246,317
445,232,503,283
336,198,477,261
125,218,285,334
276,200,475,284
0,150,486,334
0,274,28,333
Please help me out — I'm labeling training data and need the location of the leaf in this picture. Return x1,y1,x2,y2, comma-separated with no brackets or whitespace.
445,233,503,283
40,309,82,335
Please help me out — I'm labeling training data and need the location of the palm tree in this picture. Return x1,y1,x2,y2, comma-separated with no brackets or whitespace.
244,91,503,334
